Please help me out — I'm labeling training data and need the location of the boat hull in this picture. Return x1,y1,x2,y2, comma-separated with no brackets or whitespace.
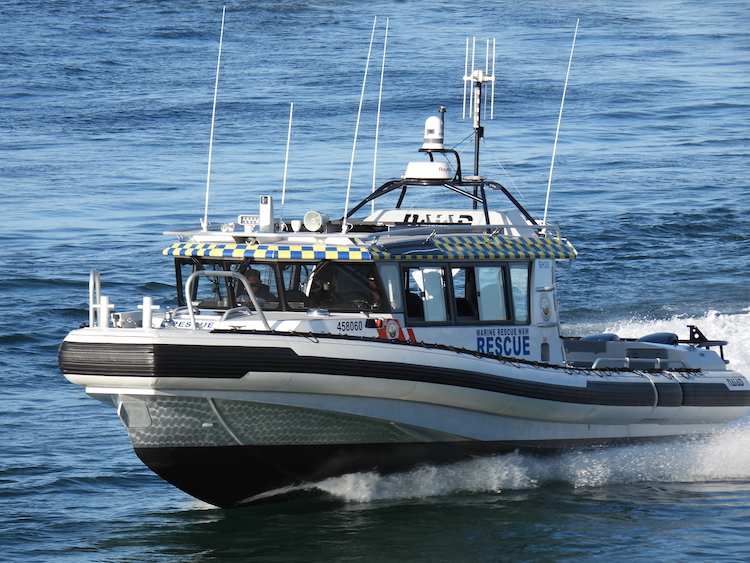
60,329,750,507
134,436,685,508
115,389,734,507
134,441,509,508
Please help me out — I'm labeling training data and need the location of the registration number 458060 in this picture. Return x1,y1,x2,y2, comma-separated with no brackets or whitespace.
337,321,364,332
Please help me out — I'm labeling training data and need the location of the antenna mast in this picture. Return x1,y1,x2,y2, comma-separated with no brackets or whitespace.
202,5,226,232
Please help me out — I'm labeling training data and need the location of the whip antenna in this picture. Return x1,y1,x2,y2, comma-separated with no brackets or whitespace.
371,17,389,214
202,5,226,232
543,18,579,226
280,101,294,226
490,38,496,119
462,38,469,119
342,16,378,233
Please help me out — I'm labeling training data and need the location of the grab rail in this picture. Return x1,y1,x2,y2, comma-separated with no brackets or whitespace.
375,223,563,243
591,357,688,370
219,307,254,322
184,270,271,331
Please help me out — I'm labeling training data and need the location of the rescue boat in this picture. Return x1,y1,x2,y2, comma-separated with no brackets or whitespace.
59,60,750,509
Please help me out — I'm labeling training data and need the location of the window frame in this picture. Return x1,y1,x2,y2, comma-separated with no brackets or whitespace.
401,261,531,326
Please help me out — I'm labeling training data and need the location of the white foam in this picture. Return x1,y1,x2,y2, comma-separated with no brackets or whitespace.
316,421,750,503
315,453,543,502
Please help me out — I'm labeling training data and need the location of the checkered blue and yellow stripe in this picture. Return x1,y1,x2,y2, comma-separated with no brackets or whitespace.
370,235,576,260
438,235,577,260
164,235,577,261
163,243,373,260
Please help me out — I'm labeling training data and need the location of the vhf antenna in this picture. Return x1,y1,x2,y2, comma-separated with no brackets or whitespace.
202,5,226,232
463,38,496,178
543,19,579,226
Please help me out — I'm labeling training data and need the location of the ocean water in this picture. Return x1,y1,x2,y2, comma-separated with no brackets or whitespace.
2,0,750,561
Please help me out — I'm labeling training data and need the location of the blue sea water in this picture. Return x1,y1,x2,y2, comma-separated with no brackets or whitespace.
2,0,750,561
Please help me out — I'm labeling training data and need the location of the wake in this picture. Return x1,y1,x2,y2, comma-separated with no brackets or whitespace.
316,422,750,503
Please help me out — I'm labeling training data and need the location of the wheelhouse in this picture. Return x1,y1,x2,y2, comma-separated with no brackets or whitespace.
171,255,532,326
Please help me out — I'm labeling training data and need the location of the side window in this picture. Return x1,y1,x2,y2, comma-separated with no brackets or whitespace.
308,262,338,308
509,262,530,324
451,267,479,321
404,266,449,323
279,263,312,310
397,262,529,325
377,263,402,312
308,262,389,312
476,266,509,321
177,261,194,306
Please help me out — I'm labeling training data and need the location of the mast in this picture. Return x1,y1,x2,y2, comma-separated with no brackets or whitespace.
465,68,495,177
471,71,483,177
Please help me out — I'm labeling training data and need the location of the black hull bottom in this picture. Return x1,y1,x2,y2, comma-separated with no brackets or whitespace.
135,435,690,508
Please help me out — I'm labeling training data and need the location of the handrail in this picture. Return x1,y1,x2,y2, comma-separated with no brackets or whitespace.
166,221,564,248
377,222,562,240
219,307,254,322
184,270,271,331
235,221,562,241
591,357,688,370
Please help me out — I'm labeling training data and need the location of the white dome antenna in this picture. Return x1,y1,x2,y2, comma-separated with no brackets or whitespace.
421,115,444,150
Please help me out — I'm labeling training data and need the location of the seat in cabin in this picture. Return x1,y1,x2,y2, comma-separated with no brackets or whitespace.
455,297,478,318
285,289,310,310
405,292,424,318
310,284,336,308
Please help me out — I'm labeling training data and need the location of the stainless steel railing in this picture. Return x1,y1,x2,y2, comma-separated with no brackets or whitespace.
184,270,271,331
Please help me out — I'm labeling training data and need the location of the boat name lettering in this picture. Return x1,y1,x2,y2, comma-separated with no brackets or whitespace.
476,328,529,337
337,321,364,332
727,378,745,387
402,213,475,224
173,321,215,329
476,330,531,357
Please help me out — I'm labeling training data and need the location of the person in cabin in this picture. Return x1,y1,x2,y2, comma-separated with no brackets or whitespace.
367,274,383,310
237,268,277,305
